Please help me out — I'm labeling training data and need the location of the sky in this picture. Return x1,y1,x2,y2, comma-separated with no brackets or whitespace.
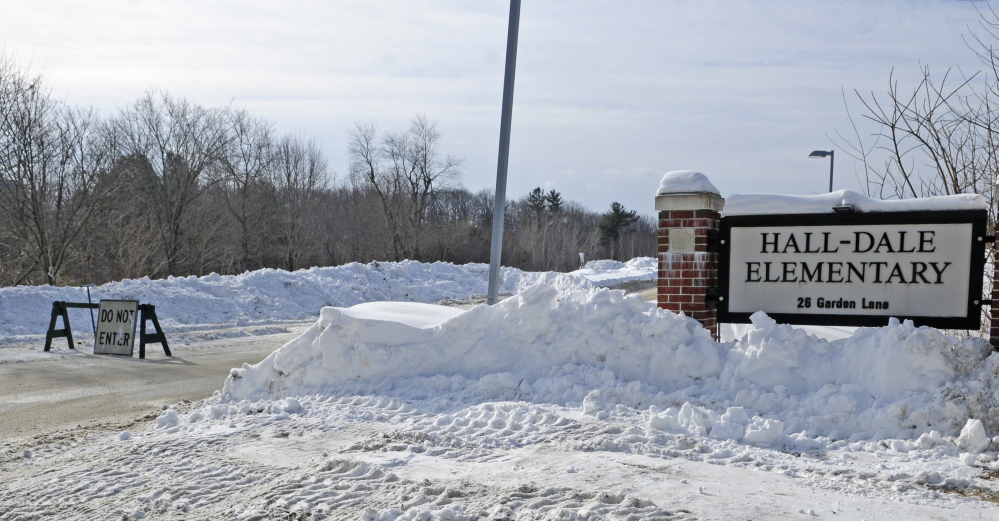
0,0,987,216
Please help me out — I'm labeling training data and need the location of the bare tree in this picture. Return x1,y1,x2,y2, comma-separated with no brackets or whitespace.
0,52,117,285
348,114,462,261
110,92,231,276
838,67,988,202
81,191,161,283
348,122,405,260
272,134,330,271
836,2,999,215
219,109,275,271
390,114,463,251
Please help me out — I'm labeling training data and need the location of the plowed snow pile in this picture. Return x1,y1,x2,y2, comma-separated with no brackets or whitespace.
222,284,999,445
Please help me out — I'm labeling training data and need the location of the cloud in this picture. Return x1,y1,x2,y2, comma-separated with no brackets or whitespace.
0,0,985,214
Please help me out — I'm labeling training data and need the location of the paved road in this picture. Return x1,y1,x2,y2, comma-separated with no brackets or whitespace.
0,287,659,443
0,325,309,441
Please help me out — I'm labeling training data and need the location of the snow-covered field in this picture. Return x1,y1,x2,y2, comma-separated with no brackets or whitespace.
2,258,999,520
0,260,618,345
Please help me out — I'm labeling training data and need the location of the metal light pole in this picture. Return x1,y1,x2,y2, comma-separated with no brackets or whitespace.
487,0,521,305
809,150,835,192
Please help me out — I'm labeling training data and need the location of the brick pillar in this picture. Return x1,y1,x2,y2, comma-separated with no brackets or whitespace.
991,248,999,348
656,188,724,339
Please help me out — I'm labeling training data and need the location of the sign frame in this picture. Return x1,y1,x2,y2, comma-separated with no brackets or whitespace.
717,209,988,329
94,299,140,356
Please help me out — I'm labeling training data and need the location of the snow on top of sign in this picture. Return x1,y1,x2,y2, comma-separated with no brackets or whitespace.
656,170,720,195
723,190,987,216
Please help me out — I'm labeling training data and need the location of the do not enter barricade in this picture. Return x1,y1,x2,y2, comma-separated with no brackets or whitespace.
43,300,171,359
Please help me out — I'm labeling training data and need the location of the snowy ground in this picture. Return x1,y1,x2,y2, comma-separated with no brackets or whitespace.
2,258,999,520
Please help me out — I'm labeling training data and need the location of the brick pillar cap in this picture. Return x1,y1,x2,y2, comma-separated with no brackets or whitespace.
656,192,725,212
656,172,723,212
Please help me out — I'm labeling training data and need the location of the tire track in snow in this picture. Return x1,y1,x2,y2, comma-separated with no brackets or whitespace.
0,397,697,520
3,388,996,520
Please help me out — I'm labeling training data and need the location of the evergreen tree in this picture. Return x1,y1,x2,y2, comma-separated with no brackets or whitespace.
526,187,547,219
598,202,639,260
545,189,563,213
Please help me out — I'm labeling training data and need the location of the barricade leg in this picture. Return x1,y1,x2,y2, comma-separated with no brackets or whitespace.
43,302,75,351
138,305,171,359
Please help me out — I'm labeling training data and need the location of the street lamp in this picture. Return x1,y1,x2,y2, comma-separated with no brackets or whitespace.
487,0,521,306
809,150,835,192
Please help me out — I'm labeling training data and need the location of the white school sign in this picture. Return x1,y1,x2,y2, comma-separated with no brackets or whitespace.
718,209,988,329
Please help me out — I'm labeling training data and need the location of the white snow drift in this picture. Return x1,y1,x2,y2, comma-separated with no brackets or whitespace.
221,283,999,453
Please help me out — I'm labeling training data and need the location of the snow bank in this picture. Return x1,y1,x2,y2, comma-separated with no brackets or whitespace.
724,190,987,215
223,285,722,401
570,257,656,286
0,259,655,341
223,284,999,449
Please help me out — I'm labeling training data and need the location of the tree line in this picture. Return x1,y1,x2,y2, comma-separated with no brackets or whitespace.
0,53,654,287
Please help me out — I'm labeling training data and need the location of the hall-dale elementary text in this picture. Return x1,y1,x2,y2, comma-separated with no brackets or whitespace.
745,230,950,284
